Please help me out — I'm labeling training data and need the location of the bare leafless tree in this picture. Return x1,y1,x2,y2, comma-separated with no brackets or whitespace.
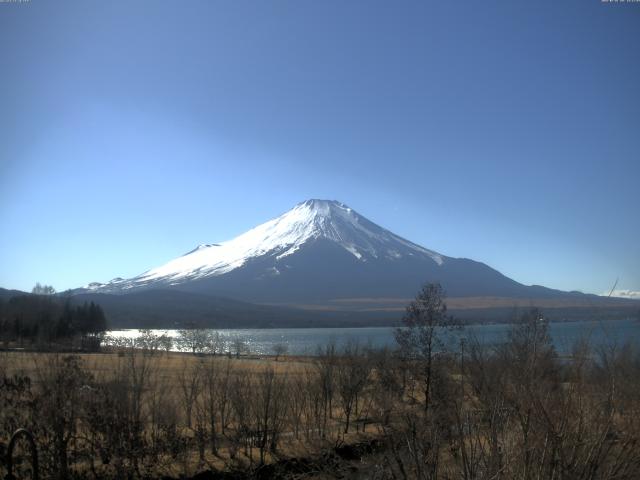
272,343,288,361
395,283,456,413
336,342,371,433
177,358,203,429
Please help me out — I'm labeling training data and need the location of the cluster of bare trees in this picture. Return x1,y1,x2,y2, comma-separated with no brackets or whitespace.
103,329,250,357
0,343,375,478
377,286,640,479
1,283,639,479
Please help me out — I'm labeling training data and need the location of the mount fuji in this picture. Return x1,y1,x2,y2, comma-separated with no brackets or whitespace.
81,199,581,307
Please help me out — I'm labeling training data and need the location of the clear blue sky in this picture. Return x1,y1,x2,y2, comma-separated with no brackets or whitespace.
1,0,638,296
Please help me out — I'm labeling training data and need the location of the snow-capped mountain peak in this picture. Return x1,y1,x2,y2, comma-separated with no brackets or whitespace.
84,199,444,292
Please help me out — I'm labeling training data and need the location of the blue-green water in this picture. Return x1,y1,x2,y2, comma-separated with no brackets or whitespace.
108,318,640,356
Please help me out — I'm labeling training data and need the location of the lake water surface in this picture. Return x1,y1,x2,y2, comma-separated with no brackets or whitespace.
108,318,640,356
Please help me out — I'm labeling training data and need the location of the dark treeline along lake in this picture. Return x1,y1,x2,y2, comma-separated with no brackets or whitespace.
107,318,640,356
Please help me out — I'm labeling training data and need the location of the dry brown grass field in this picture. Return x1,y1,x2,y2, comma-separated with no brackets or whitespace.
2,350,313,379
2,307,640,479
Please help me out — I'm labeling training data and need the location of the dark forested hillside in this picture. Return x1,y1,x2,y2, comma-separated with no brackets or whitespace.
0,290,107,348
71,289,396,329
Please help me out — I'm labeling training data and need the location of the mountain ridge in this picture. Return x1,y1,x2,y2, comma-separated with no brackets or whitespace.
1,287,635,330
74,199,624,311
83,199,446,294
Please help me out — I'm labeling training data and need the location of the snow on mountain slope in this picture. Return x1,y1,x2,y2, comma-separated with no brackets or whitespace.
86,199,445,292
